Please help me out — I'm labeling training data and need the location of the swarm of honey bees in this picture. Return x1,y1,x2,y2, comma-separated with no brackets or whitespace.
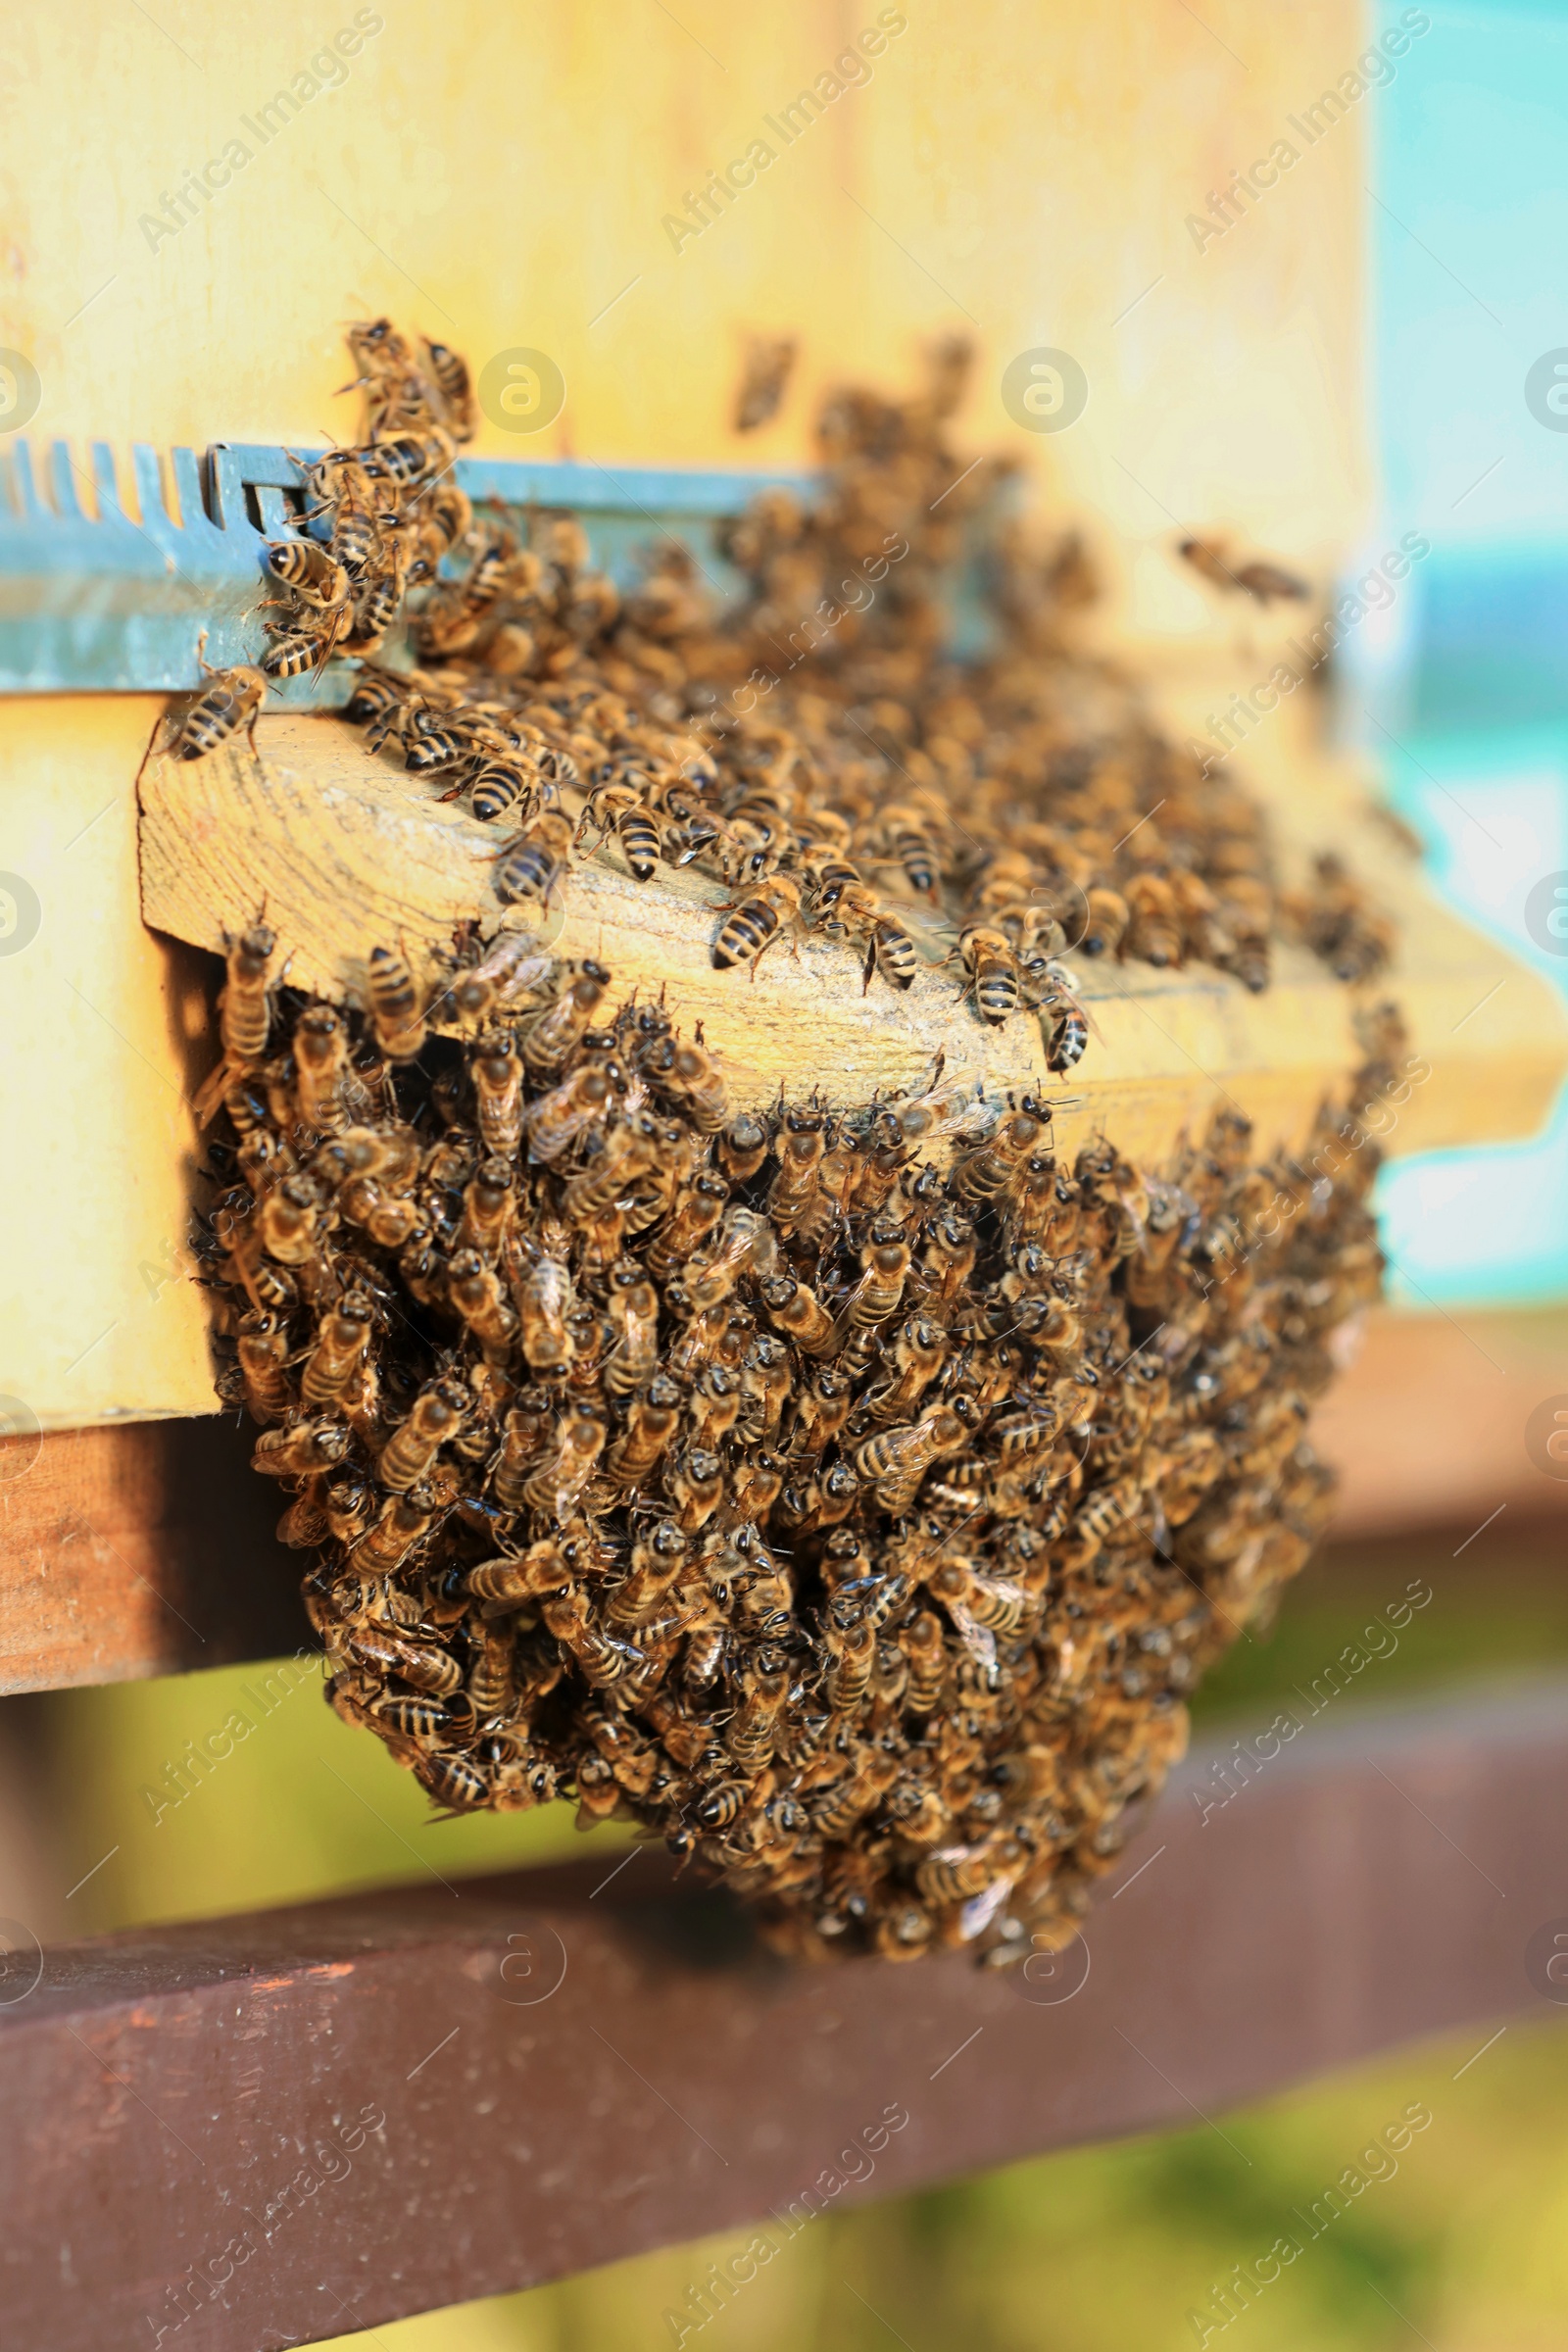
175,320,1392,1020
185,323,1401,1966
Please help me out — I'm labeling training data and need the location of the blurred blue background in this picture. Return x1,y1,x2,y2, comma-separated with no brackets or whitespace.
1348,0,1568,1302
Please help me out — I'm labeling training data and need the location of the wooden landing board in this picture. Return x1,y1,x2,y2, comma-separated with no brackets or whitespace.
3,1681,1563,2351
138,704,1568,1173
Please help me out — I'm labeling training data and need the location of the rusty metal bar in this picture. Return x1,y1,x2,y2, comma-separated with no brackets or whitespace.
1,1680,1562,2351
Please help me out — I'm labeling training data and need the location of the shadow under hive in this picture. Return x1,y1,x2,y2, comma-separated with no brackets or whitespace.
187,324,1399,1966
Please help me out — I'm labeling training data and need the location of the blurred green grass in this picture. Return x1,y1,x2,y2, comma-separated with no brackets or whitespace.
24,1518,1568,2347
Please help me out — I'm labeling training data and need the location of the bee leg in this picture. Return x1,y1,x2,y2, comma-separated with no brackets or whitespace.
860,937,877,997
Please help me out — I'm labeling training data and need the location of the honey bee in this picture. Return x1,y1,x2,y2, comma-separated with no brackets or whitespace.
1080,887,1129,959
173,637,267,760
447,1250,519,1359
378,1378,471,1492
1023,958,1101,1073
520,1406,606,1517
604,1373,684,1500
732,333,798,433
522,961,612,1072
365,944,427,1062
712,874,804,976
300,1296,374,1408
665,1445,725,1534
952,1103,1052,1203
854,1403,970,1513
471,1035,525,1158
866,802,942,902
817,879,920,994
252,1420,352,1480
349,1487,441,1575
525,1063,614,1165
642,1037,729,1134
840,1221,912,1332
219,922,279,1066
292,1006,355,1138
605,1258,660,1395
263,612,352,679
420,336,478,440
1124,873,1183,969
1177,535,1308,606
514,1250,575,1374
263,537,351,613
717,1110,771,1183
759,1271,836,1357
954,925,1019,1025
494,811,574,912
576,777,662,881
235,1311,291,1424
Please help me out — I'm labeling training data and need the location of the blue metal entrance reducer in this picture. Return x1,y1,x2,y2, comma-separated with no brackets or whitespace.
0,443,808,706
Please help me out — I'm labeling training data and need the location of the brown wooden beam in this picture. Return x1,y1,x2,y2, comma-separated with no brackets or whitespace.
0,1418,308,1692
1,1683,1562,2351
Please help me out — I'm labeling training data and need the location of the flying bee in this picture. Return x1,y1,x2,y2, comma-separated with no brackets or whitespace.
420,335,478,439
733,332,798,432
364,943,427,1061
172,635,267,760
522,961,612,1072
494,810,573,911
712,874,804,976
576,777,661,881
262,536,351,613
1177,534,1309,606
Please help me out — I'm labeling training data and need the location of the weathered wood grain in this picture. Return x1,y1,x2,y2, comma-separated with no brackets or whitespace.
3,1682,1563,2351
137,706,1568,1169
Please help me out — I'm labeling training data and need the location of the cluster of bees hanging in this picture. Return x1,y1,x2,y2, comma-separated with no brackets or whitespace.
182,323,1402,1964
196,917,1395,1963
